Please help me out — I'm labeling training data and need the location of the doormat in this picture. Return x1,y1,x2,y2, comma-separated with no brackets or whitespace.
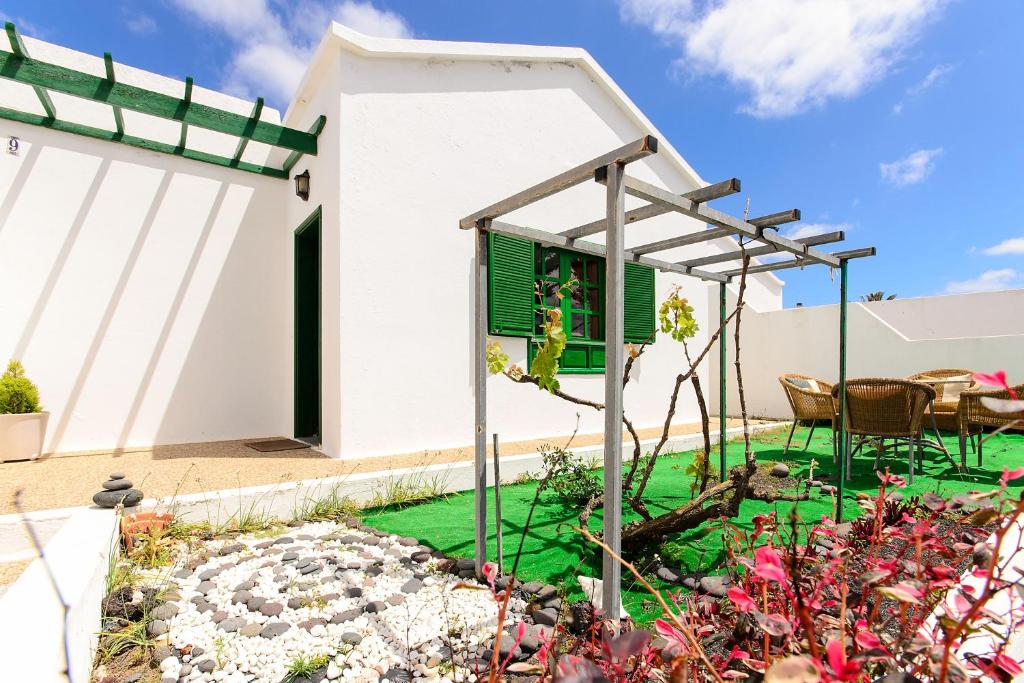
245,439,311,453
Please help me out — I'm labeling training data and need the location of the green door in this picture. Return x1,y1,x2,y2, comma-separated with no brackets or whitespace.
294,208,321,443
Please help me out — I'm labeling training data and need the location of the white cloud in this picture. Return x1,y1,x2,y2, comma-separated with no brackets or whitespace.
781,222,850,241
170,0,412,106
944,269,1022,294
124,13,158,35
618,0,945,118
907,63,954,96
893,63,953,113
879,147,943,186
0,12,47,38
335,1,412,37
981,237,1024,256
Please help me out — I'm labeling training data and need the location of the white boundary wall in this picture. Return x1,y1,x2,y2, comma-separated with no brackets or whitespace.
709,289,1024,419
0,508,118,682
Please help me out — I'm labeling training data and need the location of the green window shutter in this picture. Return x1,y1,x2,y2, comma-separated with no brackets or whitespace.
487,232,535,337
623,262,656,343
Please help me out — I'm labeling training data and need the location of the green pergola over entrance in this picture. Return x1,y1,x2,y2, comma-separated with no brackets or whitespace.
460,136,875,620
0,22,325,179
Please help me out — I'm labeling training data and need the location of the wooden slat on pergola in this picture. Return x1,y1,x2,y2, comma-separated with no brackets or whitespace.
0,22,325,179
460,136,875,620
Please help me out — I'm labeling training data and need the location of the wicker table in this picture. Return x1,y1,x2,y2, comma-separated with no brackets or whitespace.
913,377,966,469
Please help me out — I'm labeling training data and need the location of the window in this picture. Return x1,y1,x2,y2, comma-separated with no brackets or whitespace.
530,244,606,372
488,233,656,375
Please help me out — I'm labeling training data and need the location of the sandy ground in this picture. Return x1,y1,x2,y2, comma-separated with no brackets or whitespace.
0,559,32,594
0,419,762,515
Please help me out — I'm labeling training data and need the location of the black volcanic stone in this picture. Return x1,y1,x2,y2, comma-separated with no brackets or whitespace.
260,602,284,617
93,489,143,508
261,622,291,639
331,609,362,624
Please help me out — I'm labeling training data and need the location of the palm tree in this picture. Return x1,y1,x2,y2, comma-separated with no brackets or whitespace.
860,291,896,302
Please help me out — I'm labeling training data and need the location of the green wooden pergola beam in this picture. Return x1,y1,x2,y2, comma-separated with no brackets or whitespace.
0,105,288,178
0,42,317,154
0,22,326,179
282,115,327,176
102,52,124,138
231,97,264,166
177,77,193,152
5,22,55,120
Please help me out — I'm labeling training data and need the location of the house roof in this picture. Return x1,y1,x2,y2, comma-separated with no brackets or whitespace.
283,23,787,288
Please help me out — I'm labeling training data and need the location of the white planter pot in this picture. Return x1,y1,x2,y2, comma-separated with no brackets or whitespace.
0,411,49,462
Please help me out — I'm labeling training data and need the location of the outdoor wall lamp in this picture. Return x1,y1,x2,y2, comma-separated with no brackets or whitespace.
295,169,310,201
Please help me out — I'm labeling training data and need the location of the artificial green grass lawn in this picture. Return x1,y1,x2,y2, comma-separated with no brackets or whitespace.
364,427,1024,623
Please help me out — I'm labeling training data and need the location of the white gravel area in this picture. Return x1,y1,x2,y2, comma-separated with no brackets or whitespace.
140,521,526,683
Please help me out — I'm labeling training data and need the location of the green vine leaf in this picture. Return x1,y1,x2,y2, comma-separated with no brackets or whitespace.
530,308,566,392
658,286,699,342
486,340,509,375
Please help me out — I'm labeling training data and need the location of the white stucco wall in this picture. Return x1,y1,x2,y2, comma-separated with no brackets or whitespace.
3,27,781,459
0,38,293,454
709,289,1024,419
326,38,780,459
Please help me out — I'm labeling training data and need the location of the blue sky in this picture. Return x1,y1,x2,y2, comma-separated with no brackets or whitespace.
3,0,1022,306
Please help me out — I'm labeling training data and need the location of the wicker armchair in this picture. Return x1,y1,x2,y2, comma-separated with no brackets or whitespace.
832,378,935,483
958,383,1024,467
906,368,976,431
778,374,836,455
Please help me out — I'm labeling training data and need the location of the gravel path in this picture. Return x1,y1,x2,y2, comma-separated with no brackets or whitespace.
1,419,759,514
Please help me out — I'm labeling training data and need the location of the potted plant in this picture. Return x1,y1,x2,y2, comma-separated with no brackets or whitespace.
0,360,49,462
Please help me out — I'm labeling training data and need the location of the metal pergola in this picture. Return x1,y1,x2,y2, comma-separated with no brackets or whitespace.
0,22,325,179
460,136,875,620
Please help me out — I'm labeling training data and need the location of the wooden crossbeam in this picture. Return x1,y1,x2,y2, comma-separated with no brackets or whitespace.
630,227,733,255
5,22,55,120
719,247,876,277
620,175,839,267
748,209,800,227
282,115,327,176
560,177,740,239
0,44,317,154
459,136,658,229
102,53,124,138
488,220,729,283
231,97,264,166
677,231,845,268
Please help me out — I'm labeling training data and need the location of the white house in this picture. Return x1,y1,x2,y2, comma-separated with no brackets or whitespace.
0,23,785,460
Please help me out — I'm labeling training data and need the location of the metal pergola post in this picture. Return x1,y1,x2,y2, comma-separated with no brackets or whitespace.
459,137,877,610
719,282,728,482
836,259,849,521
602,161,626,621
473,228,488,576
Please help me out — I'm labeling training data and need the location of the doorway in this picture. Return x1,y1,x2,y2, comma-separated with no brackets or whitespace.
294,207,321,445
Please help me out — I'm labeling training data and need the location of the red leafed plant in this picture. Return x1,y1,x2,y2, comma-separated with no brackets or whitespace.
491,469,1024,682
